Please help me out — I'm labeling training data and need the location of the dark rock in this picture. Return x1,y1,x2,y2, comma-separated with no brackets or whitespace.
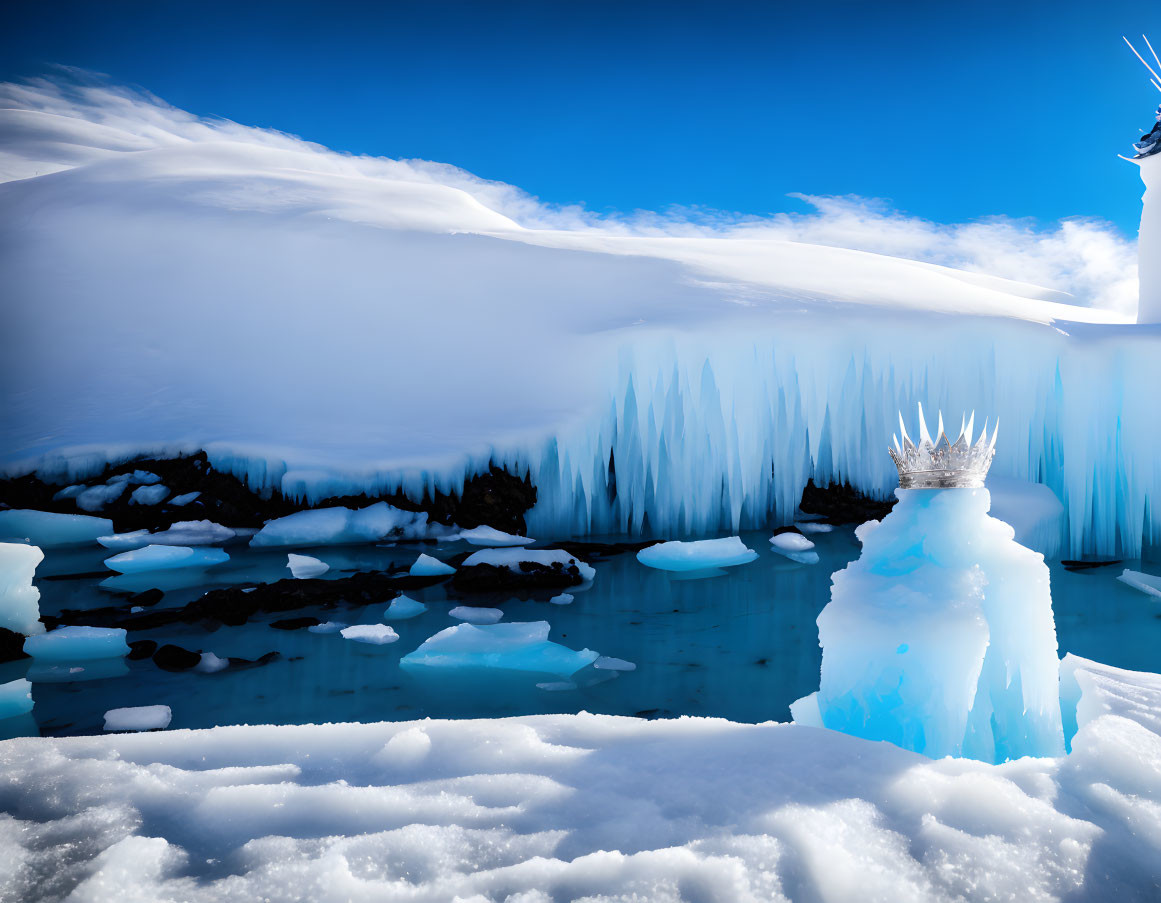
0,627,29,663
452,560,587,593
227,651,280,670
1,454,538,538
153,644,202,671
127,589,164,608
128,639,158,660
270,616,321,630
45,571,407,633
554,540,653,561
798,479,895,525
1062,559,1122,571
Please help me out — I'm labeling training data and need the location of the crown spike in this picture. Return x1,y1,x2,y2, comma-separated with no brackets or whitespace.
889,407,996,489
917,403,933,447
936,411,946,445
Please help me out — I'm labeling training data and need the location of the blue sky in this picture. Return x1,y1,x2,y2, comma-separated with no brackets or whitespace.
4,0,1160,235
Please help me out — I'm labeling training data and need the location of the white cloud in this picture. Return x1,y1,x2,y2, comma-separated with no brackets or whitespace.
0,73,1139,315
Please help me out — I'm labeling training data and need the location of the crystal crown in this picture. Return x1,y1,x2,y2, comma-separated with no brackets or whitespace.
888,404,997,490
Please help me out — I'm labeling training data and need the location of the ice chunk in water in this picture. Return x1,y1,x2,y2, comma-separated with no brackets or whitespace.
1117,569,1161,599
340,624,399,645
461,548,596,581
797,522,834,534
77,482,126,511
307,621,346,634
401,621,598,676
169,491,201,506
636,537,757,572
449,606,503,624
0,542,45,635
458,525,532,546
287,553,329,579
251,502,432,547
0,510,113,547
384,595,427,620
103,705,171,731
98,520,236,550
803,487,1064,763
105,545,229,574
0,679,33,719
52,485,84,501
24,626,130,662
410,553,455,577
594,656,636,671
128,484,169,505
548,593,574,605
196,652,229,673
769,532,819,564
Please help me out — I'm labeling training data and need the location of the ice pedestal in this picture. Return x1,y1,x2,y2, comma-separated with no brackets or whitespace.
798,487,1064,763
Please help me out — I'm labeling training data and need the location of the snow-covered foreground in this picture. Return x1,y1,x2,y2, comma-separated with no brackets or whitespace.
1,79,1158,556
1,655,1158,902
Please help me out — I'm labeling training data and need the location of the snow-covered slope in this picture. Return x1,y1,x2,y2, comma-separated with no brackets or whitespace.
1,654,1158,902
1,79,1155,555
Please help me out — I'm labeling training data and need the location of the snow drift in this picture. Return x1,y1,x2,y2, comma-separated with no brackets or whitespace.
0,654,1158,902
1,78,1156,556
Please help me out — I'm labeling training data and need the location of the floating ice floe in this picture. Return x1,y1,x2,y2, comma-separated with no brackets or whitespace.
383,595,427,620
103,705,172,731
768,532,819,564
0,510,114,547
129,484,169,505
1118,569,1161,599
796,522,834,534
448,606,503,624
251,502,436,547
548,593,574,605
461,548,596,581
0,678,33,719
24,626,130,662
287,553,329,579
594,656,636,671
52,485,84,501
0,542,45,636
307,621,346,634
401,621,598,677
169,491,201,506
105,544,230,574
409,553,455,577
340,624,399,645
98,520,236,550
636,537,757,572
195,652,229,673
77,482,126,511
457,525,532,546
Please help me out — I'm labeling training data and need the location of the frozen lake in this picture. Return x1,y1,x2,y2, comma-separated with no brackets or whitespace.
4,529,1160,738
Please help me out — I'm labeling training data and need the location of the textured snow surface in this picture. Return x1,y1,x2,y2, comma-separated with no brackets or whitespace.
104,544,229,574
0,510,113,547
808,488,1063,763
637,537,758,571
23,626,129,662
1,82,1155,557
0,542,44,635
0,655,1158,902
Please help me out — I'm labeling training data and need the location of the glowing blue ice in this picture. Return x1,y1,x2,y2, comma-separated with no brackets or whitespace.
636,537,757,572
104,544,229,574
401,621,598,677
24,626,130,662
0,510,113,547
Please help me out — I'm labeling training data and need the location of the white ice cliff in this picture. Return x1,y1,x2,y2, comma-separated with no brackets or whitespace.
1,79,1156,556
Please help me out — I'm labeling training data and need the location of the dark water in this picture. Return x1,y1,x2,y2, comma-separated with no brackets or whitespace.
3,528,1160,738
